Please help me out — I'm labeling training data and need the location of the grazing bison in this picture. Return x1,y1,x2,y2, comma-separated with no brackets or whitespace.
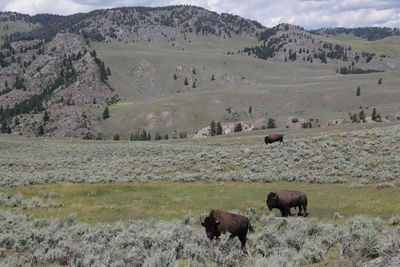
266,190,308,217
201,209,254,251
264,134,284,145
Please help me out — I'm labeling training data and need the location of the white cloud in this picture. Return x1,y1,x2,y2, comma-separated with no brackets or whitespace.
4,0,92,15
1,0,400,29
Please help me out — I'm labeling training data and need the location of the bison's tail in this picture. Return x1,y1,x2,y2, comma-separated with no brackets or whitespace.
248,222,254,233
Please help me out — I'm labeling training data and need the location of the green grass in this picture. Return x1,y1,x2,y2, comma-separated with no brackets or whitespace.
4,181,400,225
93,39,400,138
317,33,400,58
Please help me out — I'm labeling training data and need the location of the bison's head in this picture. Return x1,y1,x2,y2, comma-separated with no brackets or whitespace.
266,192,279,211
201,216,220,240
264,136,271,144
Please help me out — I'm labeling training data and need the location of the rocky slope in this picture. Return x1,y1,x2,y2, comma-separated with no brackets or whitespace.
0,33,117,137
5,6,263,45
241,24,385,70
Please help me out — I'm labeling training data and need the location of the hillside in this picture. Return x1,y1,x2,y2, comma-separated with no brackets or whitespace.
0,32,117,137
0,6,399,139
5,6,263,45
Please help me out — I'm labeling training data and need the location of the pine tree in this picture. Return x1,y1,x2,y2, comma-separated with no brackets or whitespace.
267,118,276,129
359,110,365,122
209,120,216,136
102,107,110,119
234,123,242,132
216,122,223,135
43,111,49,122
378,77,382,85
249,106,252,114
1,120,9,133
184,77,189,86
372,108,377,121
356,86,361,96
37,125,44,136
211,74,215,81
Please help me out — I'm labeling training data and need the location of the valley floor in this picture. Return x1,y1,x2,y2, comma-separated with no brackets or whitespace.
0,123,399,266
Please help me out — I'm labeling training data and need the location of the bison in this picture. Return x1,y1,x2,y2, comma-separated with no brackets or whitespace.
266,190,308,217
201,209,254,251
264,134,284,145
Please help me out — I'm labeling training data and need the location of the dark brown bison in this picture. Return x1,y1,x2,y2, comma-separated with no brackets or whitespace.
201,209,254,250
266,190,308,217
264,134,284,145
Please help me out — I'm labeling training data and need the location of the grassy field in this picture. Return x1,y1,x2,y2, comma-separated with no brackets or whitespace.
318,33,400,58
1,122,400,266
95,38,400,137
4,181,400,224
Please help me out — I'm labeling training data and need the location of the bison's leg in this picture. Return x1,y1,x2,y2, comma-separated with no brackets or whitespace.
238,234,247,250
297,205,302,216
303,204,307,217
286,207,292,217
280,209,286,217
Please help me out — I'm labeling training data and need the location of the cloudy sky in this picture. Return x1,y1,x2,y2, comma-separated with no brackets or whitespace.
1,0,399,29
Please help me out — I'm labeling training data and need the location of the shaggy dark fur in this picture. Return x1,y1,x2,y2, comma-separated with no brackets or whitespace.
264,134,284,145
201,209,254,250
266,190,308,217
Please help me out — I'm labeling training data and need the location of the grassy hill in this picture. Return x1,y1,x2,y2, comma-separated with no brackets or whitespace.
0,7,400,139
96,37,400,138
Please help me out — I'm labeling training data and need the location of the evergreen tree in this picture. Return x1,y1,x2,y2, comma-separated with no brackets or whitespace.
267,118,276,129
350,113,358,123
216,122,223,135
372,108,377,121
37,125,44,136
140,130,147,141
249,106,252,114
211,74,215,81
209,120,216,136
378,77,382,84
155,132,162,140
234,123,242,132
43,111,49,122
102,107,110,119
359,110,365,122
173,73,177,80
184,77,189,86
356,86,361,96
1,120,10,133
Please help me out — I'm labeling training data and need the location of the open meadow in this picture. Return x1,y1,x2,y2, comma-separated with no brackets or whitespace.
95,40,400,138
1,124,400,266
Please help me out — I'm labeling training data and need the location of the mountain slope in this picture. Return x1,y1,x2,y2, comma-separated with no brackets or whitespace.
5,6,263,45
0,33,117,137
0,6,400,139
